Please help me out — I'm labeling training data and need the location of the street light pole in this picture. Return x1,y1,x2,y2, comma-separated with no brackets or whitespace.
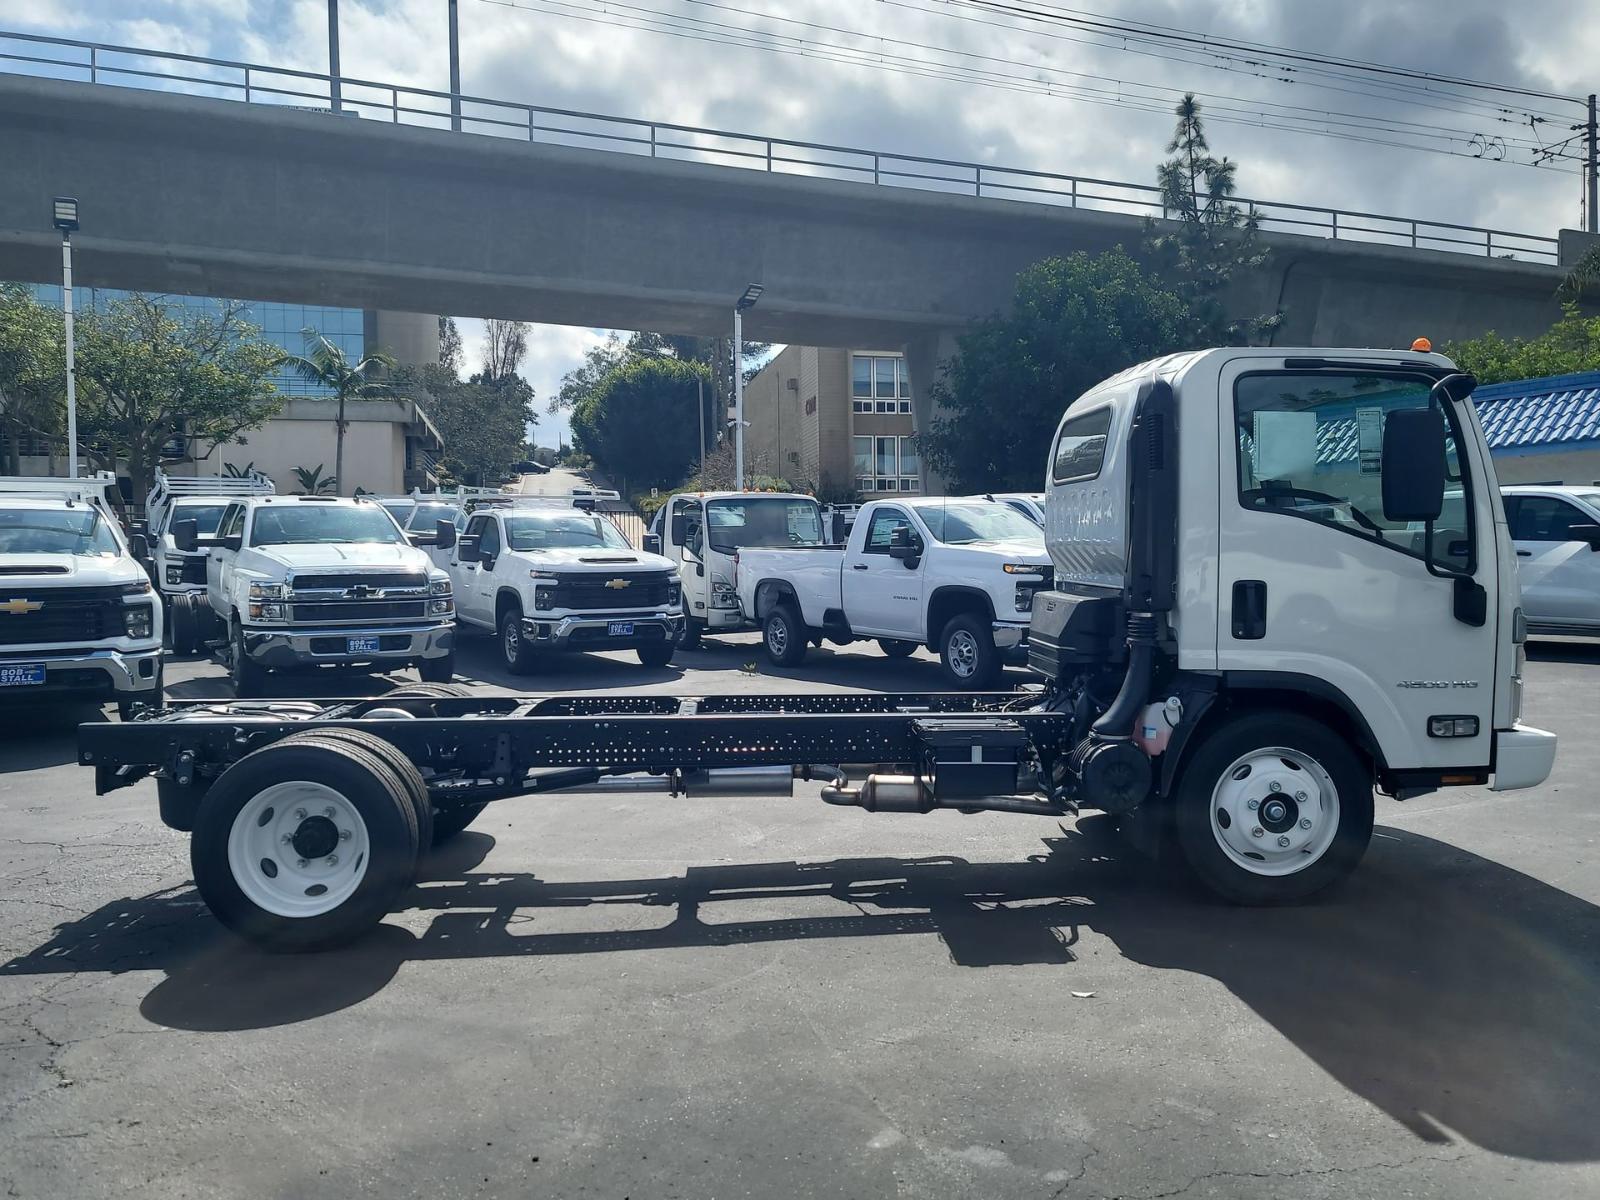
52,198,80,479
697,374,705,480
448,0,462,133
328,0,341,113
733,283,763,491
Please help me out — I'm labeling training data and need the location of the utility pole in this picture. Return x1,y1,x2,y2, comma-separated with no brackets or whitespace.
697,375,705,480
448,0,462,132
1587,93,1598,234
52,199,80,479
733,306,744,491
328,0,341,113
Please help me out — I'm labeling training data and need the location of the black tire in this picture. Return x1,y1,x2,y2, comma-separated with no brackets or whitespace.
416,650,456,684
879,638,918,659
169,592,198,655
229,618,269,698
498,604,538,675
157,775,207,833
1172,711,1375,905
938,613,999,689
283,728,435,852
430,802,488,845
763,603,808,667
190,738,421,951
678,619,703,650
637,639,675,668
385,683,473,700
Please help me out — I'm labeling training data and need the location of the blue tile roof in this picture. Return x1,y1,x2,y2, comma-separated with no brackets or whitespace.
1472,370,1600,451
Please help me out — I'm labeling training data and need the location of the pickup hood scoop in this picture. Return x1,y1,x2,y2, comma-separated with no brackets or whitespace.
0,554,141,585
509,547,677,573
257,543,425,569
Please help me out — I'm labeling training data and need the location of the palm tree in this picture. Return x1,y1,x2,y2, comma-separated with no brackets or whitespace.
283,330,397,496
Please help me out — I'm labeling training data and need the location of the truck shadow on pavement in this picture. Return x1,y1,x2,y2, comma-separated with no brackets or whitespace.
4,820,1598,1163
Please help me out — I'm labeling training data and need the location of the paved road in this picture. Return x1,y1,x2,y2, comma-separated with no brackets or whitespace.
1,632,1597,1199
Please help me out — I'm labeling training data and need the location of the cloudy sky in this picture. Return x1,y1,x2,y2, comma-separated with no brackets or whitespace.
4,0,1596,444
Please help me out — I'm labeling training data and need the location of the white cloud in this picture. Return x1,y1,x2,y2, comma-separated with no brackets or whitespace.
452,319,612,447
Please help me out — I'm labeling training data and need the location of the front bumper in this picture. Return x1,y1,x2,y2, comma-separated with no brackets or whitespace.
0,645,163,702
1492,724,1558,791
993,621,1030,664
522,610,683,651
241,621,455,669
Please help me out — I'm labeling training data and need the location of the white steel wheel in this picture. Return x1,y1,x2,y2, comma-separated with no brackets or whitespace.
1208,747,1339,877
226,781,372,918
945,629,980,678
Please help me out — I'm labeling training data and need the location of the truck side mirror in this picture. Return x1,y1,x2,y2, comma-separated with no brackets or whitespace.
1381,408,1446,523
435,519,457,550
670,513,687,545
1569,522,1600,551
643,533,662,554
172,519,199,553
457,534,479,561
128,532,150,561
888,526,923,566
831,512,848,544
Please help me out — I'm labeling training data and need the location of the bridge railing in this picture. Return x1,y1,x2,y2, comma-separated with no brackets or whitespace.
0,28,1561,265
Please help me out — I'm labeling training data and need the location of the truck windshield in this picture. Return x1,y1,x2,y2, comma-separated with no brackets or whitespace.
504,513,632,551
705,498,824,552
173,503,228,536
380,500,415,524
919,503,1044,545
0,507,122,556
409,502,457,531
249,505,407,546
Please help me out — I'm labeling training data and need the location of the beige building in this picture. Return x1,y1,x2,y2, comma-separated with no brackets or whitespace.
743,347,923,500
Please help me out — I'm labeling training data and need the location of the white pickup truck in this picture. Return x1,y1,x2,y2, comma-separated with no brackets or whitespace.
448,497,683,671
0,474,163,718
175,494,456,696
736,496,1051,687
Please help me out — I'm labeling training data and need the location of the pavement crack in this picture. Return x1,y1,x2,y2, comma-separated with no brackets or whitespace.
1093,1150,1470,1200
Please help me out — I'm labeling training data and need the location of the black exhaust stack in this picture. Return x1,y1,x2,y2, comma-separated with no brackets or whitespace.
1076,378,1178,813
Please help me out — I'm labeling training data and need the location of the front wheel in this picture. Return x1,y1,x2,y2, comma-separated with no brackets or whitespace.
637,640,675,668
499,605,538,675
169,592,198,655
763,604,808,667
1172,712,1374,905
677,619,703,650
939,614,999,689
417,651,456,684
230,619,269,698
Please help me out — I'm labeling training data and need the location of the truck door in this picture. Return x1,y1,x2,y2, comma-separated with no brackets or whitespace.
454,513,498,625
1502,492,1600,632
671,497,708,621
842,505,924,637
207,503,244,615
1215,359,1498,770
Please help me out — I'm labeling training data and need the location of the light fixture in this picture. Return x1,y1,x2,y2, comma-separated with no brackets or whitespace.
736,283,764,311
52,196,79,232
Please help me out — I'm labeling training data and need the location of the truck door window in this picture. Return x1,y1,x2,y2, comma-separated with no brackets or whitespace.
1052,406,1113,484
862,508,911,554
477,517,501,560
219,504,245,541
1234,371,1474,573
1507,495,1592,541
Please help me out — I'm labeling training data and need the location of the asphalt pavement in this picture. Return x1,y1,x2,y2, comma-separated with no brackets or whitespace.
1,629,1597,1200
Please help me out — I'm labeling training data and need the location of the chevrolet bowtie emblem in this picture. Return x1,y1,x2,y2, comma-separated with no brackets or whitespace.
0,599,43,615
604,578,631,589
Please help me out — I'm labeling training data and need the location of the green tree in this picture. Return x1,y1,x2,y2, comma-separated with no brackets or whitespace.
920,249,1194,491
411,363,538,486
570,356,710,497
0,285,65,475
1148,94,1279,344
1445,304,1600,384
438,316,464,374
282,331,396,495
74,295,284,501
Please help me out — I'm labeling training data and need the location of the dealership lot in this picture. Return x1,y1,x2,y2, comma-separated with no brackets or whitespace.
1,633,1597,1200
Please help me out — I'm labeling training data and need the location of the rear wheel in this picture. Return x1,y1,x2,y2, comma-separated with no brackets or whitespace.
1173,712,1374,904
169,593,198,655
637,639,675,668
230,619,269,698
678,619,703,650
879,638,917,659
763,603,808,667
499,605,538,675
282,728,435,851
939,614,999,689
190,738,421,951
417,651,456,684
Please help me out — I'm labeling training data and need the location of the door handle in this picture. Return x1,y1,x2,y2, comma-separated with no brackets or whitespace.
1231,579,1267,640
1517,550,1532,557
851,563,869,570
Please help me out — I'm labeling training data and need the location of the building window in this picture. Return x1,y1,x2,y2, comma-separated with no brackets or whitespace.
852,353,912,415
898,437,920,492
851,434,921,493
852,435,874,492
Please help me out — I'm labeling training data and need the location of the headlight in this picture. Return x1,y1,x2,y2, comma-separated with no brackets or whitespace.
249,581,289,600
711,580,738,608
668,582,682,607
529,570,559,581
165,564,183,585
430,577,452,595
429,597,454,615
119,579,152,595
534,585,556,610
249,601,286,621
1014,585,1038,613
123,603,154,640
1001,563,1043,575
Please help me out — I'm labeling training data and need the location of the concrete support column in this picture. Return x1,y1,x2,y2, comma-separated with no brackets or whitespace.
366,310,441,371
901,328,962,496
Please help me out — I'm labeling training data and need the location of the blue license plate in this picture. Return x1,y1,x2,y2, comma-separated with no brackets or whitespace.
0,663,46,686
607,622,634,637
347,636,381,654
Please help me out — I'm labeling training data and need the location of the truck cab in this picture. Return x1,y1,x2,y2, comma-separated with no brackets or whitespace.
448,497,682,671
0,474,163,718
645,491,826,646
178,494,456,696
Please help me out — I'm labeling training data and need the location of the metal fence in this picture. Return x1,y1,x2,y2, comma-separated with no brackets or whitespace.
0,28,1562,265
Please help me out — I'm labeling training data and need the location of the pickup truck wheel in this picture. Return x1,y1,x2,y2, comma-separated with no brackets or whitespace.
879,638,918,659
169,593,198,655
229,619,269,698
191,738,421,951
1173,712,1374,905
939,614,999,689
499,606,538,675
763,604,808,667
637,640,675,668
416,651,456,684
677,619,703,650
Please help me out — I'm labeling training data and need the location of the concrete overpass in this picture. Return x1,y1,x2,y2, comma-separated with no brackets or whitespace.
0,71,1590,420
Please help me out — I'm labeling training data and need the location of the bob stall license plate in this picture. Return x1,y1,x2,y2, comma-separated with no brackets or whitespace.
346,636,381,654
607,622,634,637
0,663,46,686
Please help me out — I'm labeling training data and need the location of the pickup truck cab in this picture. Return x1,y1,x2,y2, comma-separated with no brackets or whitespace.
177,494,456,696
645,491,827,647
737,496,1050,687
1499,484,1600,637
0,474,163,718
449,498,682,671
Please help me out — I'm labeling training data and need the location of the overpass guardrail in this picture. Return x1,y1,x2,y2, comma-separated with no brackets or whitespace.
0,28,1561,265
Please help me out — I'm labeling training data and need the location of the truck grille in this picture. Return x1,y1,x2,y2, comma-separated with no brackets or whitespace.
289,600,429,624
292,573,427,592
0,587,124,644
551,571,676,610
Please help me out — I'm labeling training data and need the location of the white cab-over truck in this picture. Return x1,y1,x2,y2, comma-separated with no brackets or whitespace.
644,492,827,646
144,469,275,654
449,497,683,671
0,474,163,718
737,497,1050,688
174,493,456,696
85,344,1556,952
